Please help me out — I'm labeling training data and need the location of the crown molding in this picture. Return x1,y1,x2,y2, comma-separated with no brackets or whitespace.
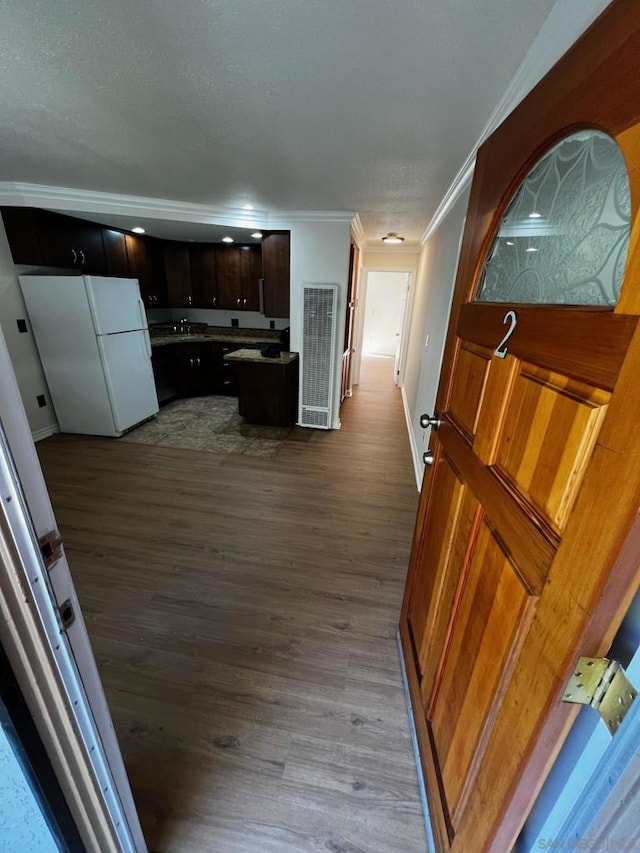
0,182,355,228
420,0,611,246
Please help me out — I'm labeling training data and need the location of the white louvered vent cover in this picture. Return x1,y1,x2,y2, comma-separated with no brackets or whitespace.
300,283,339,429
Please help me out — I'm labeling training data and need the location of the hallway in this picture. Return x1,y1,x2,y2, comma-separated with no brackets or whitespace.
37,356,426,852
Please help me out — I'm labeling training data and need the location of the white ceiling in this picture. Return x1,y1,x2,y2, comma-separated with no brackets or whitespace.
0,0,557,243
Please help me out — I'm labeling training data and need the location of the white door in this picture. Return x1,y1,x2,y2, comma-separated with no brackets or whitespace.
98,331,158,433
85,277,147,335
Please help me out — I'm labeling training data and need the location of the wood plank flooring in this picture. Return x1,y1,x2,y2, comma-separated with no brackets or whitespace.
37,356,426,853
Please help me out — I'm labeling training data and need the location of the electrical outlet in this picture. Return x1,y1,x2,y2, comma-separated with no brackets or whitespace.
231,318,239,328
269,320,275,330
17,319,28,333
36,394,47,408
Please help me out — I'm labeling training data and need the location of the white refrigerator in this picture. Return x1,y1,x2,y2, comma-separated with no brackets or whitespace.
19,275,159,437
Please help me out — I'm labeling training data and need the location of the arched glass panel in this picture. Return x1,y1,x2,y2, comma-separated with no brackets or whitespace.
476,130,631,305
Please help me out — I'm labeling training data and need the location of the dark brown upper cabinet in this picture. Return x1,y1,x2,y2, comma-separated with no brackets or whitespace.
262,231,290,318
38,211,107,273
215,246,242,310
125,233,167,308
163,242,192,309
1,207,106,273
102,229,129,277
240,245,262,312
189,245,218,309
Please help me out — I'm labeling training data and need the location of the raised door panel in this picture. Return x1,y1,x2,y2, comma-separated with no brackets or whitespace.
164,243,192,308
190,245,218,309
448,344,491,439
215,246,241,310
240,245,261,311
262,232,290,318
429,521,535,827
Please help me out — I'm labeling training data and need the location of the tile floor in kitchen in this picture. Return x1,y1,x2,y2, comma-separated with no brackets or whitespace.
119,396,311,459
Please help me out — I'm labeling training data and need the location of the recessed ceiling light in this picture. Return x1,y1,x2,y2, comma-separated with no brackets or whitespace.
222,236,234,243
505,240,514,246
251,232,263,239
525,246,538,252
382,232,404,244
528,212,542,219
132,226,146,234
242,204,254,210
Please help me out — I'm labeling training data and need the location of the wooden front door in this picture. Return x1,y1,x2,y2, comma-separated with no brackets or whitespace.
400,4,640,851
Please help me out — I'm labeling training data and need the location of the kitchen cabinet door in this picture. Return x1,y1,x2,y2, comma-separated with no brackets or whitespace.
262,232,290,318
190,245,218,309
102,229,129,277
215,246,242,310
240,246,261,311
1,207,44,265
164,242,192,308
125,234,167,308
175,343,214,397
38,211,107,273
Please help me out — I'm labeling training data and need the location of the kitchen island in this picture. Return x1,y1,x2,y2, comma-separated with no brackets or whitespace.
224,348,299,426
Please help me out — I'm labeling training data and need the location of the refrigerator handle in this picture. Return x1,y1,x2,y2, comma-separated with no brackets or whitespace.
143,330,152,360
137,298,147,331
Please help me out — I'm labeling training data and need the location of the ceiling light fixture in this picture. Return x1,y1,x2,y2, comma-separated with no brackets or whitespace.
528,212,542,219
242,204,254,211
251,232,263,239
222,236,234,243
525,246,538,253
505,240,514,246
381,232,404,244
132,226,146,234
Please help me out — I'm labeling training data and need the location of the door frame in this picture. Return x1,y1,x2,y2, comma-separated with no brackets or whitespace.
400,1,640,849
0,328,146,851
352,268,413,386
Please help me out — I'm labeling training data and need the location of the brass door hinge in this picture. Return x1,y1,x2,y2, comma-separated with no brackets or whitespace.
39,530,63,569
563,656,638,735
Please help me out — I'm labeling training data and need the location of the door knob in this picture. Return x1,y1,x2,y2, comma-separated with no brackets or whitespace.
423,450,435,466
420,412,442,429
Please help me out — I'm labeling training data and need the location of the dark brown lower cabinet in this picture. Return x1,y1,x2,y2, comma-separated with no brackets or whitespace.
151,342,246,400
230,356,299,426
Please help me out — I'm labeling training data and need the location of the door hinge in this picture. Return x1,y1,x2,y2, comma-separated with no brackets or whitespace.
56,598,76,632
39,530,63,569
562,656,638,735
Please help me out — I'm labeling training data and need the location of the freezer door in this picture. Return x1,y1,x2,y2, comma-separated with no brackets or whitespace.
85,276,148,334
97,331,159,433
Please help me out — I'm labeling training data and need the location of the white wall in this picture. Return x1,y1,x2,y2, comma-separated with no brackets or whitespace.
0,221,59,438
362,271,409,357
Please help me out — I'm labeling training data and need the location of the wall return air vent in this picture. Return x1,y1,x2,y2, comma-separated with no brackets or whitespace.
300,283,339,429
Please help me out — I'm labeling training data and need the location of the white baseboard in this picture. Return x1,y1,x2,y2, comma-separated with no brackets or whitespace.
396,630,436,853
31,424,59,443
401,385,422,491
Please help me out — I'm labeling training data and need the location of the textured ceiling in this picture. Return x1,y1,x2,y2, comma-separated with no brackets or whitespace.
0,0,556,242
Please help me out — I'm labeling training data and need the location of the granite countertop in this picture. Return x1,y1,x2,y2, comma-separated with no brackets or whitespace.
224,348,299,365
150,327,280,347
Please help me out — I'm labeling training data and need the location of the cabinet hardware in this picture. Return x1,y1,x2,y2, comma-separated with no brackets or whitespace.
237,298,241,307
71,248,77,264
188,295,192,305
197,357,201,367
243,298,247,307
189,358,194,368
423,450,435,466
420,412,442,429
80,249,85,265
212,297,217,306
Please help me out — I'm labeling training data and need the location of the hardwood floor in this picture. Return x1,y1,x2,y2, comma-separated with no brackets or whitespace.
37,356,426,853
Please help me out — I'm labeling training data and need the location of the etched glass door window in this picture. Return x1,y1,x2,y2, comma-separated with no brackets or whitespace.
476,130,631,305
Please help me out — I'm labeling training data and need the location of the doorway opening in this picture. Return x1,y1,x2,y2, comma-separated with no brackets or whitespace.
358,271,411,387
